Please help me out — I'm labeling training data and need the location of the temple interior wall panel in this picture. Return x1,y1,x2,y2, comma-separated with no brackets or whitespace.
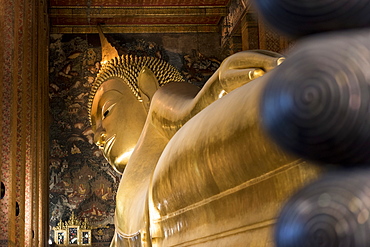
0,0,49,246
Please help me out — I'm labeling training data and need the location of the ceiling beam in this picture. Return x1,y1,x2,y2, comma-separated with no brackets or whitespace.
49,5,227,34
49,6,228,18
50,24,220,34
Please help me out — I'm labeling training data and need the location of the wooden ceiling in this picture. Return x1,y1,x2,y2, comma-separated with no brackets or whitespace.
49,0,231,34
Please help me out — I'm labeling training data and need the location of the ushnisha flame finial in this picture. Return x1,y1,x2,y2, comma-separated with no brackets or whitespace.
97,25,119,63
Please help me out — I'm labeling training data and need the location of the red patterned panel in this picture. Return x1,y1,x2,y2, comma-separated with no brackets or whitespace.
50,0,230,7
0,0,14,242
24,0,34,244
51,16,222,25
14,0,27,243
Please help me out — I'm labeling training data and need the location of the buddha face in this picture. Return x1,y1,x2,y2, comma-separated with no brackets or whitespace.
90,78,148,173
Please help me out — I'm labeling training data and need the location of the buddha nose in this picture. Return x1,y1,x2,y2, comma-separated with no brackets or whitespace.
94,128,107,149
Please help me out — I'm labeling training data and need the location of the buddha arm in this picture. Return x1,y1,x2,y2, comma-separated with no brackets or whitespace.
149,50,284,140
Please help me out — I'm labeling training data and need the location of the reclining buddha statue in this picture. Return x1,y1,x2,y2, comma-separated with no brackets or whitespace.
88,27,320,246
89,0,370,245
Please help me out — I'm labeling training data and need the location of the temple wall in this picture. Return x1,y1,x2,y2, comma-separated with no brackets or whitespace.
0,0,49,246
221,0,293,55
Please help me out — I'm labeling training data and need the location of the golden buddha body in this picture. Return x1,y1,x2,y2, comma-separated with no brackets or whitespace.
89,33,319,246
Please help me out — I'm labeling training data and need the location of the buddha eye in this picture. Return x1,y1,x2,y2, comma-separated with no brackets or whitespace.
102,103,116,120
103,110,109,118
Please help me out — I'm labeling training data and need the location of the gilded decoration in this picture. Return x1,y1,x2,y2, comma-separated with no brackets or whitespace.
54,212,92,246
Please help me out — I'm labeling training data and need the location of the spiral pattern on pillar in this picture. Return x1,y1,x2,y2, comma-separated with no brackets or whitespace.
252,0,370,37
260,30,370,165
275,169,370,247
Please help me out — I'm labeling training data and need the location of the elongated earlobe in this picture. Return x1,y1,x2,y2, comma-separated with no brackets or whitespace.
137,66,160,111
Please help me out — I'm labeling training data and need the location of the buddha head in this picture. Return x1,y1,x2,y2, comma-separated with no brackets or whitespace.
88,55,184,174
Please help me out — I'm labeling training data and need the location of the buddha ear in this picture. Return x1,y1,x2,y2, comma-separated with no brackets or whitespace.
137,66,160,111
